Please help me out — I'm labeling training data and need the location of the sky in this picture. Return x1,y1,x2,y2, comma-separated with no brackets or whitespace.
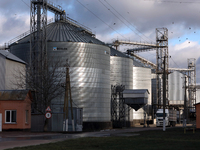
0,0,200,82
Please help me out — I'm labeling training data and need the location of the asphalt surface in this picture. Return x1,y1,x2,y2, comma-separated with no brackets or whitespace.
0,124,184,150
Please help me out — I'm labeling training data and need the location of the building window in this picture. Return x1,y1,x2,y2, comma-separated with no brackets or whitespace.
25,110,29,123
5,110,16,123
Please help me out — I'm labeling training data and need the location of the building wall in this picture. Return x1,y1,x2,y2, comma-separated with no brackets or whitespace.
196,103,200,129
196,89,200,104
0,95,31,130
0,55,6,90
5,59,26,90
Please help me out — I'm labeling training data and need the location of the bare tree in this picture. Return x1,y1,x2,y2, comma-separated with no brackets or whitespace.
13,55,66,131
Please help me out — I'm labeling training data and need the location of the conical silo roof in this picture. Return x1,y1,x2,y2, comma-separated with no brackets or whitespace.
16,20,105,45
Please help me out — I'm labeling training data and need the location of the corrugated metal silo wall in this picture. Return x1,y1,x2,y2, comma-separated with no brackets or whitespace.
10,42,112,130
110,56,133,89
110,56,133,122
151,74,157,107
48,42,111,130
9,43,30,63
133,67,152,121
168,71,184,104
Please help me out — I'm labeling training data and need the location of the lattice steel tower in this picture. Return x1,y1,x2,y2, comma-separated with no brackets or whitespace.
187,58,196,111
30,0,66,66
30,0,66,111
156,28,168,109
30,0,47,66
111,85,129,128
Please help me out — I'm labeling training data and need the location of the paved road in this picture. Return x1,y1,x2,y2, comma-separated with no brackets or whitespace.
0,124,180,150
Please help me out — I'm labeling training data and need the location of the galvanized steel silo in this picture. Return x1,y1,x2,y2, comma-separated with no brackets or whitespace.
168,71,185,105
133,66,152,121
9,20,111,130
110,48,133,123
110,56,133,89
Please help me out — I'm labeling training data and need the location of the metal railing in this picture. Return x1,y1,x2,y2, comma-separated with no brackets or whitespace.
47,0,62,13
1,18,55,49
1,10,93,49
7,30,30,45
0,44,9,50
65,17,92,34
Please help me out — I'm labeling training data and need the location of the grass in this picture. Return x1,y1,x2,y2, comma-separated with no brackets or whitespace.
7,128,200,150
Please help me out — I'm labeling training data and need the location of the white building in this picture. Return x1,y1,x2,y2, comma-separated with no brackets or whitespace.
0,50,26,90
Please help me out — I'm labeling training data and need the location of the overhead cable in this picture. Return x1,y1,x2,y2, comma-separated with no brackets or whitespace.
98,0,148,42
144,0,200,4
76,0,129,40
103,0,154,43
170,57,181,68
21,0,30,8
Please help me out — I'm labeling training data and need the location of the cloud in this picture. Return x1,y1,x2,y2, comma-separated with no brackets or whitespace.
0,0,200,82
0,14,29,45
169,41,200,66
1,0,200,44
173,40,199,51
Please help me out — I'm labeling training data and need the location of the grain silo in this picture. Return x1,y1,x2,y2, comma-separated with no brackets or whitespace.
110,48,133,127
9,20,111,130
7,0,154,130
132,62,152,124
110,48,133,89
168,71,187,123
168,71,185,105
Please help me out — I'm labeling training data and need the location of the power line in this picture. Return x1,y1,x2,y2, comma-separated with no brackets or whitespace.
144,0,200,4
100,0,158,60
21,0,30,8
76,0,128,40
98,0,150,43
170,57,181,68
103,0,154,43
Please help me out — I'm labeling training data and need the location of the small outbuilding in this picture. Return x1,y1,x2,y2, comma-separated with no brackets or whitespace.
0,90,32,130
0,50,26,90
195,102,200,129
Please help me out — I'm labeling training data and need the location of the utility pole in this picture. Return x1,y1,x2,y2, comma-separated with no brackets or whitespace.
183,76,187,127
63,62,74,131
163,56,166,131
63,64,69,131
